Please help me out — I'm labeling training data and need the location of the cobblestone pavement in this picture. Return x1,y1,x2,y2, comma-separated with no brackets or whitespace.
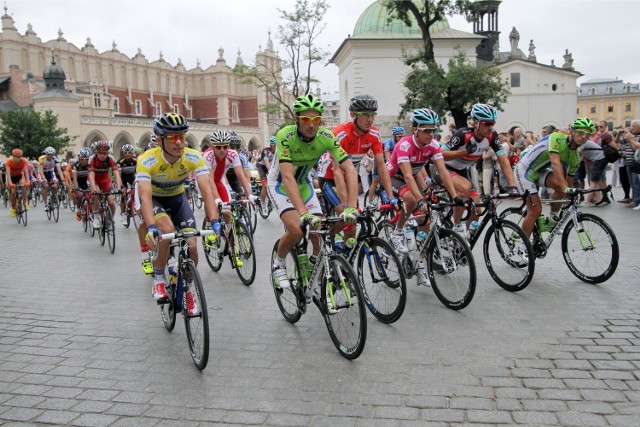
1,186,639,426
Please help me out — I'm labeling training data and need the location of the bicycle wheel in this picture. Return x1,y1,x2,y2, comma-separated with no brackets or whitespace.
31,188,38,207
322,254,367,360
183,260,210,371
98,209,106,246
105,209,116,254
194,193,203,210
160,281,177,332
426,228,476,310
22,207,28,227
270,239,302,323
499,206,525,226
483,220,535,292
239,206,254,235
60,189,68,209
231,222,256,286
68,195,76,212
187,189,195,212
561,213,619,284
46,198,52,220
82,198,90,232
355,237,406,323
51,193,59,222
201,218,223,272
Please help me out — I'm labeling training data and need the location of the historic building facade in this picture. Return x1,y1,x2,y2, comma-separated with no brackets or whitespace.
330,0,581,138
0,7,284,157
577,78,640,130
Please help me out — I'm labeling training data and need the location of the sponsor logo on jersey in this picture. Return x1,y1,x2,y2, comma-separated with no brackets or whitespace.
185,152,200,163
142,157,157,168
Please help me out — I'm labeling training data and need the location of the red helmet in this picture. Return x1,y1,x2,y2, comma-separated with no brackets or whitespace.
11,148,23,157
95,140,111,152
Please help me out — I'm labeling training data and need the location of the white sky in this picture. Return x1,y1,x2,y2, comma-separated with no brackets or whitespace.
7,0,640,93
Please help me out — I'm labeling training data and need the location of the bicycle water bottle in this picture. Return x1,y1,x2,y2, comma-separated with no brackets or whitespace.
297,245,311,280
416,230,427,250
334,235,345,254
167,256,178,286
468,221,479,238
405,228,417,252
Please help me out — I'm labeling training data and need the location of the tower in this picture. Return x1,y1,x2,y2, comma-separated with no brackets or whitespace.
472,0,501,63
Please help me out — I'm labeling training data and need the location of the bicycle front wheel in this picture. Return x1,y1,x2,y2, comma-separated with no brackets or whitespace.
98,210,106,246
427,229,476,310
82,198,90,232
160,283,177,332
46,199,52,220
105,209,116,254
483,220,535,292
270,239,302,323
182,261,210,371
51,193,60,222
561,213,619,284
356,237,406,323
201,218,223,272
231,222,256,286
322,254,367,360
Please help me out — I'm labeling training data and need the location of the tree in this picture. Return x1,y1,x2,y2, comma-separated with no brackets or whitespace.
0,106,72,159
235,0,330,122
382,0,479,65
401,50,510,128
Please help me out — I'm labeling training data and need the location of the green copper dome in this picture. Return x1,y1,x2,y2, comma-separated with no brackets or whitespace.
352,1,449,39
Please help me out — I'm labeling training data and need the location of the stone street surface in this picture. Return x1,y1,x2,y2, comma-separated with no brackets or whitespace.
1,186,639,426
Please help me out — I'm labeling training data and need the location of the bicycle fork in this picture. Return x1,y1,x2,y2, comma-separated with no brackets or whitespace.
325,256,354,312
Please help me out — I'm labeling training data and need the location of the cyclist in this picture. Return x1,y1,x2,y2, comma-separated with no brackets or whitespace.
225,131,253,196
317,94,396,247
117,143,137,225
269,93,359,291
257,136,276,215
514,117,595,238
137,113,220,312
441,103,518,237
88,141,123,229
72,148,91,218
38,146,65,212
387,109,460,285
384,126,405,161
5,148,30,217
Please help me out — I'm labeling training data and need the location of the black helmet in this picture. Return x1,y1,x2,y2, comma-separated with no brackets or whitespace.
349,94,378,112
153,113,189,135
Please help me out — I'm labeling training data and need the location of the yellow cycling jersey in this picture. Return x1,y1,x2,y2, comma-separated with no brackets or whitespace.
136,147,208,197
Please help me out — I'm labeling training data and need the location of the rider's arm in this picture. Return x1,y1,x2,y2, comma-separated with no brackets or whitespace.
234,164,253,197
433,158,458,199
138,180,155,227
549,152,570,189
72,169,79,189
337,158,358,208
88,170,97,191
330,158,348,205
495,153,516,187
280,162,309,214
374,153,395,200
196,171,219,221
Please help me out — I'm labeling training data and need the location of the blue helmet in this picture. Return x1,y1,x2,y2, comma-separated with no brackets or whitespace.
391,126,405,135
268,136,277,146
411,108,439,126
470,103,498,121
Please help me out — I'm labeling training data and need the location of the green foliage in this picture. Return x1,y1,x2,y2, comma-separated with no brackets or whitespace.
401,51,511,128
0,105,72,159
383,0,479,64
234,0,330,122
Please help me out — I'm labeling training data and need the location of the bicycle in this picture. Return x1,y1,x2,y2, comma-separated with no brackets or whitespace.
78,189,93,234
254,181,273,219
152,229,213,370
57,182,69,209
184,181,201,212
29,181,41,208
44,183,60,223
121,184,140,230
270,216,367,359
500,186,619,284
443,190,535,292
201,197,256,286
343,204,407,324
377,198,477,310
93,190,120,254
13,184,28,227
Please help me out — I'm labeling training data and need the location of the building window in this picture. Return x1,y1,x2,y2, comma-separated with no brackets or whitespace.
590,104,596,114
588,87,596,95
112,98,119,113
624,84,631,93
576,106,580,115
155,102,162,116
135,100,142,116
232,103,239,122
607,104,614,113
93,93,102,108
173,104,179,114
625,102,632,112
268,94,279,120
606,86,614,94
510,72,520,88
625,120,631,127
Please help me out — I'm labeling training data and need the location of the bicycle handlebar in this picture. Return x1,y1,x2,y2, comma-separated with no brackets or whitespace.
157,229,215,241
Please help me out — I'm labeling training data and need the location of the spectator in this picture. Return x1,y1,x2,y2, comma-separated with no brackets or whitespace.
579,139,608,206
481,147,497,196
540,125,556,139
614,130,631,202
510,126,525,149
524,131,537,147
622,120,640,209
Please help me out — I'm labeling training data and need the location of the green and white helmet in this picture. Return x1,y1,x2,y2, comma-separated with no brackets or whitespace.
293,94,323,115
570,117,595,133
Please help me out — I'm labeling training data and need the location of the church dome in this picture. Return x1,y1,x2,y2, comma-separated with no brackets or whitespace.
43,59,66,81
352,0,449,39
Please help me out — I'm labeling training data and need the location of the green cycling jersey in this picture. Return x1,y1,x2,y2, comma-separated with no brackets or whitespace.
517,132,581,181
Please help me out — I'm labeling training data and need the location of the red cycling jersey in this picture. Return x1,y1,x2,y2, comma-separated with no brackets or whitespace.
316,121,383,180
88,154,119,191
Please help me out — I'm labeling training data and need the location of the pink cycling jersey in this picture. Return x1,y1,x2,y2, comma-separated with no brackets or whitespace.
386,136,443,179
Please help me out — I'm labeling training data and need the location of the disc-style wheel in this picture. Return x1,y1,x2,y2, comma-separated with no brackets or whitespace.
561,213,619,284
355,237,406,323
231,222,256,286
270,239,302,323
322,254,367,359
105,209,116,254
201,218,223,272
426,228,476,310
183,261,210,371
483,220,535,292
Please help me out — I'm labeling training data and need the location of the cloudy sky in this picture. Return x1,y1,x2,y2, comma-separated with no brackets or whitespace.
7,0,640,93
